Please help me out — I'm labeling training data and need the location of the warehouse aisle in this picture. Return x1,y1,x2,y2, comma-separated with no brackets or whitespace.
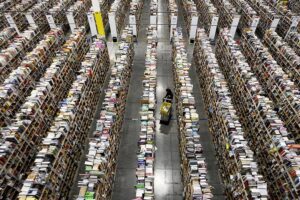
153,0,183,199
111,1,150,199
176,1,226,199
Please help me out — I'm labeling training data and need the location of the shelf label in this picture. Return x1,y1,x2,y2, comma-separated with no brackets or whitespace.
229,15,240,37
209,16,219,40
250,17,260,32
66,12,76,33
46,14,57,29
109,12,118,39
170,15,177,38
129,15,137,36
270,17,280,31
189,16,198,41
25,14,36,27
87,12,97,37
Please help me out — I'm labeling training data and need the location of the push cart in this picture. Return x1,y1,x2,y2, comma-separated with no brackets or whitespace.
160,98,172,124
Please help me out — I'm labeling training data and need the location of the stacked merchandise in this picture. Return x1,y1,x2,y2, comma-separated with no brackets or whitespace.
167,0,178,35
246,0,281,37
216,29,300,199
135,25,157,200
263,29,300,88
285,32,300,56
181,0,198,42
0,28,65,128
0,27,88,200
25,0,56,33
0,26,42,84
0,27,17,50
0,0,14,30
5,0,37,32
76,27,134,200
276,6,300,38
19,39,110,200
194,28,268,199
195,0,218,39
240,29,300,141
172,28,213,200
212,0,240,36
129,0,144,38
67,0,91,31
109,0,131,40
47,0,76,32
289,0,300,14
229,0,260,32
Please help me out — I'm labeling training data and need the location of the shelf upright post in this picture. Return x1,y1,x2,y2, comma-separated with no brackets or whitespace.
229,14,240,37
189,15,198,43
170,14,178,39
25,12,37,28
250,17,260,32
270,15,280,31
5,14,20,34
46,13,57,29
208,15,219,41
66,11,76,33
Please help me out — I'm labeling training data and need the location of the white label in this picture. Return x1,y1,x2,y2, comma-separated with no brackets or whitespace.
209,16,219,40
170,15,178,38
229,15,240,37
92,0,101,11
87,12,97,37
66,12,76,33
270,18,280,31
109,12,117,38
129,15,137,36
189,16,198,40
250,17,260,32
25,14,36,27
46,15,57,29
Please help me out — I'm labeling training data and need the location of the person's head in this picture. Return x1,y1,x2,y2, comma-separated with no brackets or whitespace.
166,88,171,93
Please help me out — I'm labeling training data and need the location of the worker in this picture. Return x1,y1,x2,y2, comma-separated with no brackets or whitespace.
164,88,173,103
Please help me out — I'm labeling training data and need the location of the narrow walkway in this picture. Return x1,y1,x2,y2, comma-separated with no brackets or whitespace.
176,0,226,199
111,1,150,199
153,0,183,199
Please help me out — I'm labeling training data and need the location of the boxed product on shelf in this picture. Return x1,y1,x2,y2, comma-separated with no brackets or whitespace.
129,0,144,38
0,27,17,50
18,39,110,199
0,27,88,200
135,25,157,200
194,28,268,199
172,28,213,200
0,28,65,128
263,29,300,88
285,31,300,56
289,0,300,14
216,28,300,199
181,0,198,42
211,0,240,37
195,0,219,40
240,29,300,140
0,26,42,84
109,0,131,41
76,27,134,200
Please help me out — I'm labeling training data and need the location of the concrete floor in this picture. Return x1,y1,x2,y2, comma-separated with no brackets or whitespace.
71,0,225,199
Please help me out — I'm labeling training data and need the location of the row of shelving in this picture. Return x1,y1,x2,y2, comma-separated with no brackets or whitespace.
172,28,213,199
135,25,157,200
181,0,198,43
289,0,300,14
263,29,300,88
194,28,268,199
215,28,300,199
240,29,300,141
0,26,42,85
66,0,91,33
76,27,134,200
0,28,65,128
109,0,131,41
18,38,110,200
129,0,144,38
0,27,89,200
